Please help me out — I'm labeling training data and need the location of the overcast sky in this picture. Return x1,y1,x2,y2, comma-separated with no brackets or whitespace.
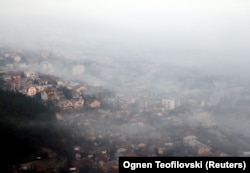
1,0,250,73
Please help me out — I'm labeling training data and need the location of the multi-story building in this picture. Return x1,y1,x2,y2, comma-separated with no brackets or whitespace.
162,98,176,110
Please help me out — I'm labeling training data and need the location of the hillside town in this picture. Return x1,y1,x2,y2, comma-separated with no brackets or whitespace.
1,47,250,173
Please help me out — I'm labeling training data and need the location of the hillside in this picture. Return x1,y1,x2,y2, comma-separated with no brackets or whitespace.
0,89,72,172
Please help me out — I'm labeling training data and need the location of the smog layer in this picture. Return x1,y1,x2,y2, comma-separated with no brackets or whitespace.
1,1,250,172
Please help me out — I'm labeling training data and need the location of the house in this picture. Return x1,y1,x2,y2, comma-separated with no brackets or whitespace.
37,78,49,86
26,86,37,96
137,142,147,148
71,90,82,99
183,135,200,147
86,98,101,108
157,147,166,155
116,148,127,154
73,84,87,93
41,88,56,100
23,71,37,79
13,55,21,62
74,146,81,152
66,83,86,98
69,167,77,173
57,99,73,110
71,98,84,108
21,85,37,96
41,91,49,100
197,144,212,156
10,72,22,81
54,90,66,100
65,82,78,90
19,162,34,171
35,85,45,93
56,79,68,87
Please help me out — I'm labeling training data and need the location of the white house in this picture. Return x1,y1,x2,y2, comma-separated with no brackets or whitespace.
21,85,37,96
23,71,37,79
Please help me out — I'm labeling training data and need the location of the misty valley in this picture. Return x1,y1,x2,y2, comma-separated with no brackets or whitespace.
1,47,250,173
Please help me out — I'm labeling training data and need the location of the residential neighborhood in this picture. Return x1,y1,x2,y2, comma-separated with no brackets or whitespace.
1,47,250,173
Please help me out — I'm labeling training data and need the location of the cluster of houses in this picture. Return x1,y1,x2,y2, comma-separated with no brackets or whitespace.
2,47,250,173
0,69,101,111
64,125,231,173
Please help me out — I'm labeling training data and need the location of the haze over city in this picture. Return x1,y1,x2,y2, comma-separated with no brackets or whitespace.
1,0,250,74
1,1,250,173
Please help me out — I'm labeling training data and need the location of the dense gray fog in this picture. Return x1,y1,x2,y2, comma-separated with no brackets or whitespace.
1,0,250,163
1,0,250,76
